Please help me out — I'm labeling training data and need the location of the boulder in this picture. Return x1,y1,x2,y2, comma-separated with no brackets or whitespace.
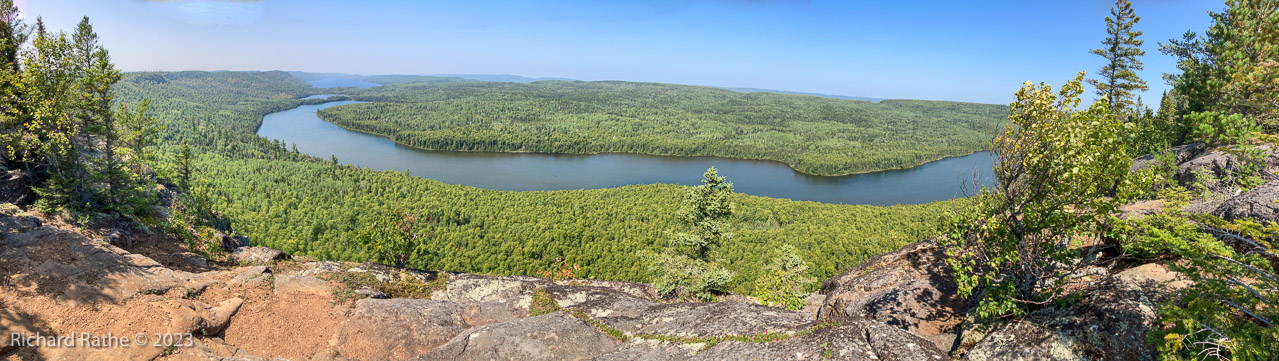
1130,143,1205,172
201,297,244,335
1214,179,1279,222
347,261,434,283
333,298,469,361
1118,200,1166,219
817,241,964,351
411,312,621,361
544,283,658,321
219,232,249,252
593,339,700,361
563,279,660,300
178,252,210,271
354,287,388,299
186,337,292,361
959,276,1170,361
433,273,551,305
227,266,272,287
1176,145,1279,189
229,246,289,265
298,260,344,277
0,169,32,207
1114,263,1191,295
123,254,162,268
630,302,811,339
460,301,527,327
104,218,133,249
0,212,41,233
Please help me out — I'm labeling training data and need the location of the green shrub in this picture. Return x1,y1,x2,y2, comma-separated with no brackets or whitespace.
645,251,733,302
754,244,813,310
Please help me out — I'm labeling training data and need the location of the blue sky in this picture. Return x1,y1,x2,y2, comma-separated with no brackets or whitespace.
20,0,1218,104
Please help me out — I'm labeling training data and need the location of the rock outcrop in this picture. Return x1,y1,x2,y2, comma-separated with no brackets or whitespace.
816,241,964,351
412,312,622,361
1175,145,1279,189
1130,142,1205,173
0,170,32,207
230,246,290,265
334,299,469,361
1214,178,1279,222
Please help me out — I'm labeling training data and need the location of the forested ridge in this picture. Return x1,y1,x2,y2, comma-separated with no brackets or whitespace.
102,70,965,293
314,80,1007,176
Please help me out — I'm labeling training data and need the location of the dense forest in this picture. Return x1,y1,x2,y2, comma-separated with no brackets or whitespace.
311,80,1007,176
96,70,967,292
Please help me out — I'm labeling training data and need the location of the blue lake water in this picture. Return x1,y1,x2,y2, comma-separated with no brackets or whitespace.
259,97,995,205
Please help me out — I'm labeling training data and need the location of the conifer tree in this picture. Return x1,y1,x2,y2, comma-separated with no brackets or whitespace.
647,167,736,301
0,0,27,165
1089,0,1148,115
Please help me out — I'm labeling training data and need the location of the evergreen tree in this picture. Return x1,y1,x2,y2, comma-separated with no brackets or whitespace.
1161,0,1277,130
672,167,734,258
647,167,736,301
1088,0,1148,115
72,17,123,206
0,0,27,165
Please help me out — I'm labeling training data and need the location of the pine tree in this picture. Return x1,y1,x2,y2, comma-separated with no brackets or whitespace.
646,167,736,301
1088,0,1148,115
0,0,27,165
1160,0,1277,130
73,17,124,206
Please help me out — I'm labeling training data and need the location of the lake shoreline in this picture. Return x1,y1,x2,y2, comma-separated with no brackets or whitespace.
303,97,994,178
257,97,995,205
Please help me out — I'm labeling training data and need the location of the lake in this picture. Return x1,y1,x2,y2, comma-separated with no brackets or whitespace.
258,96,995,205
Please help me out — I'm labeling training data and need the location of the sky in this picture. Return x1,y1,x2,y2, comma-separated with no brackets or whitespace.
18,0,1220,105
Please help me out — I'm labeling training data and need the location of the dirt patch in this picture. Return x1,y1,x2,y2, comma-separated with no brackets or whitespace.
221,290,350,360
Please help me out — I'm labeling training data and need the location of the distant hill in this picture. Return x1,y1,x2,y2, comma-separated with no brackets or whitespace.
720,87,883,102
430,74,577,83
290,71,881,103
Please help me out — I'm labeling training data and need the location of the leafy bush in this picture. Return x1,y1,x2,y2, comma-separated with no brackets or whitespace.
941,72,1133,318
754,244,813,310
1185,111,1267,189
